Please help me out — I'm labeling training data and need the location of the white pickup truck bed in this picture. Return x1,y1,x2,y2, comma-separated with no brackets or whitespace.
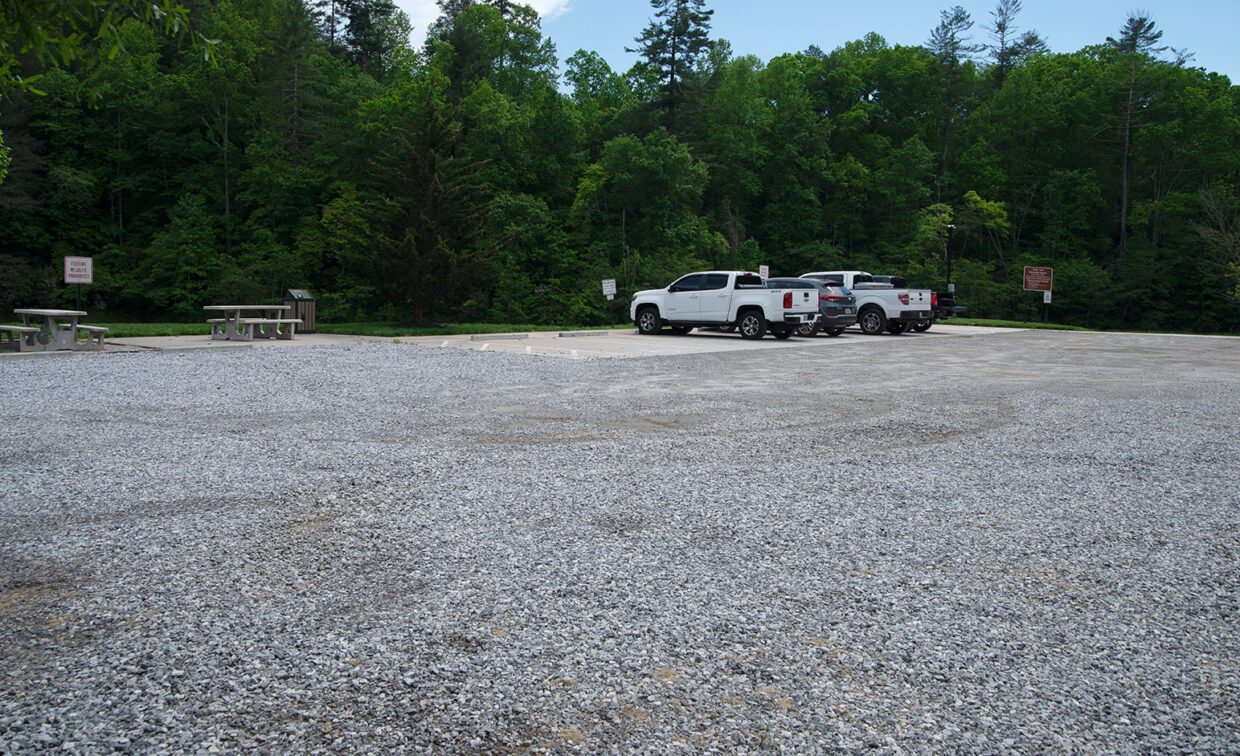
801,271,932,335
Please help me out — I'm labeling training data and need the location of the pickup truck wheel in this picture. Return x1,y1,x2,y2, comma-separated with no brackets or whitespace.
795,321,819,337
636,307,662,335
773,329,794,340
670,325,693,334
825,328,844,337
858,307,887,335
738,311,767,340
912,320,932,332
887,321,908,335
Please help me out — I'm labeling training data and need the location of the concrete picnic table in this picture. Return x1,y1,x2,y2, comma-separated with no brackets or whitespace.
203,305,300,341
7,309,106,351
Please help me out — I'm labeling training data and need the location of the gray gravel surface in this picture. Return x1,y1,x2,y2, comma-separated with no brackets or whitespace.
2,330,1238,754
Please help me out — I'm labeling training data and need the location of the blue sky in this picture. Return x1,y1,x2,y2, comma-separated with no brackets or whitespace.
393,0,1240,82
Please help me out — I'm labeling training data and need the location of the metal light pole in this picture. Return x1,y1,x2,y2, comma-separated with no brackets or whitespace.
945,224,956,294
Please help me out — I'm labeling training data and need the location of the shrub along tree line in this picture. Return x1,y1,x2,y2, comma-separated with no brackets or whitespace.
2,0,1239,331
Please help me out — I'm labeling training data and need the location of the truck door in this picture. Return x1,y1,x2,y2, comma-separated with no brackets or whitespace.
666,274,704,320
698,273,732,322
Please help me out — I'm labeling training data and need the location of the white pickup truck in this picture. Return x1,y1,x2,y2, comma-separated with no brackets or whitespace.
800,270,933,335
631,271,819,339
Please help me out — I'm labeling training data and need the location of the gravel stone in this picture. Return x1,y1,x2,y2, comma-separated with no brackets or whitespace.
1,331,1238,753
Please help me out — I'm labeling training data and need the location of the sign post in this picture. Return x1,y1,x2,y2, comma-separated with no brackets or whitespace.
1023,266,1053,322
64,256,93,311
601,279,617,325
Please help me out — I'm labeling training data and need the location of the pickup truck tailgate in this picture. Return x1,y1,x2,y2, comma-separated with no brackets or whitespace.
907,290,932,307
768,287,819,323
785,288,817,311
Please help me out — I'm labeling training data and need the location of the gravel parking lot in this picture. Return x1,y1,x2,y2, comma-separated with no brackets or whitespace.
2,328,1238,753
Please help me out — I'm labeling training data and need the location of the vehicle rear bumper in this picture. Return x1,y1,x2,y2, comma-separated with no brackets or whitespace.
896,310,933,321
821,314,858,327
935,305,969,320
783,313,819,325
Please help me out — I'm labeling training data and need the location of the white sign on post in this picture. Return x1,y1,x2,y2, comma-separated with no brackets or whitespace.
64,256,93,284
601,278,617,301
758,265,769,280
1043,290,1052,304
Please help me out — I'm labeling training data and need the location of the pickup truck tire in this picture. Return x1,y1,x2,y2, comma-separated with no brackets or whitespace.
670,325,693,334
912,321,932,332
858,307,887,335
737,310,767,340
773,328,794,340
825,328,845,337
795,321,820,337
887,322,908,335
636,306,662,335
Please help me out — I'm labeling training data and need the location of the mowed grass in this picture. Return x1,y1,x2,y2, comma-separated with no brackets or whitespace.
65,322,633,338
315,323,633,337
9,322,212,338
948,318,1089,331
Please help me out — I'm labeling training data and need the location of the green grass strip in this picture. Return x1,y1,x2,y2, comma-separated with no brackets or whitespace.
947,318,1089,331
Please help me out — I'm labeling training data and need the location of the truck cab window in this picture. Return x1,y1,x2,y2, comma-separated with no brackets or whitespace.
670,274,704,292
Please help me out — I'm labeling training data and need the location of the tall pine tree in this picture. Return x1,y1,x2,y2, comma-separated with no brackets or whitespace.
1107,14,1166,267
627,0,713,133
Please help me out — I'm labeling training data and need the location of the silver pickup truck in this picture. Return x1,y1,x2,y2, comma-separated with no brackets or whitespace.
631,271,819,339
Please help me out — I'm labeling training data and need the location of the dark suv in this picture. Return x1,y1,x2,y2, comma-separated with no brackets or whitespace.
764,277,858,336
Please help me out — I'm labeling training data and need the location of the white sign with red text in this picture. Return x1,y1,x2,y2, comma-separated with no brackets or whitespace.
65,256,93,284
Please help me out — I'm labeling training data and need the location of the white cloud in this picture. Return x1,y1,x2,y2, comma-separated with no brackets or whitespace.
532,0,572,21
394,1,573,45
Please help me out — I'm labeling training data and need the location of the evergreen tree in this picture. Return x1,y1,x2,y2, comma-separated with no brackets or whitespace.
340,0,399,75
311,0,343,53
1107,14,1167,267
985,0,1046,88
926,5,983,201
627,0,714,133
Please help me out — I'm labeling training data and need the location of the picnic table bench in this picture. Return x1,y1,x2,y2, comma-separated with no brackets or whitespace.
204,305,301,341
2,309,108,352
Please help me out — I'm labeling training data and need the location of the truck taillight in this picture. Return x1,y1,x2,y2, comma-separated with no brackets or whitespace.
932,293,939,307
898,292,909,305
783,292,793,308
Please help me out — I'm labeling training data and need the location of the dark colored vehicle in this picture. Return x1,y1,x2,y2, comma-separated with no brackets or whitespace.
870,274,907,288
929,291,968,327
764,277,857,336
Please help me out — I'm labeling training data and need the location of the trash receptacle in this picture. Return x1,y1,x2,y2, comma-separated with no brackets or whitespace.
284,289,316,334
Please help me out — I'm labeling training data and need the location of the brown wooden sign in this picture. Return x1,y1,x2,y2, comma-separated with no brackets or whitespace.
1023,266,1053,291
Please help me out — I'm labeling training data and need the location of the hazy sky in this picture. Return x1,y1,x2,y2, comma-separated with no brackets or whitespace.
391,0,1238,82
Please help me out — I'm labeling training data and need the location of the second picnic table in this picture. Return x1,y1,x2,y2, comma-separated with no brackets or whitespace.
204,305,301,341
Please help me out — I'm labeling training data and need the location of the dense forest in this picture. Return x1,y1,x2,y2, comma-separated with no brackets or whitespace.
3,0,1240,331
